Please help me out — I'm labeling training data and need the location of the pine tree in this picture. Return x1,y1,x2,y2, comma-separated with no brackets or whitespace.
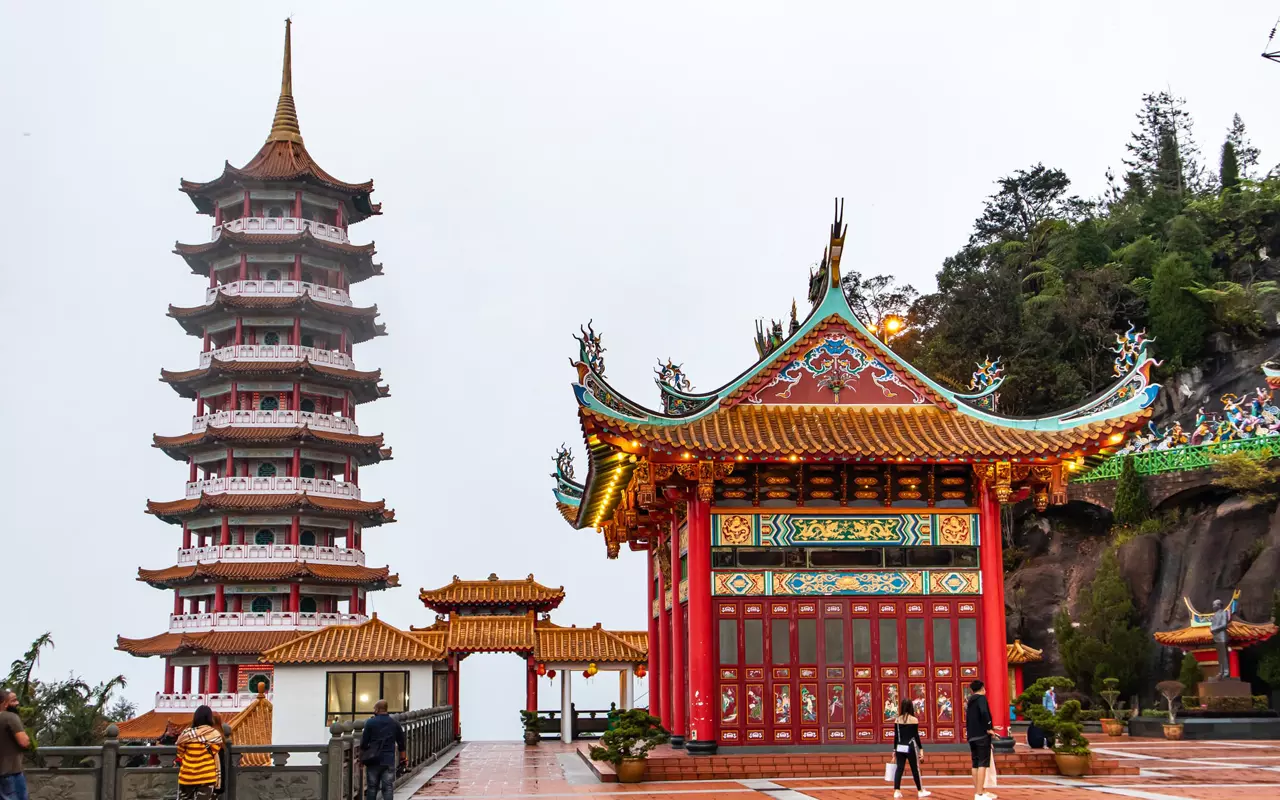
1124,92,1202,192
1178,652,1203,697
1225,113,1259,179
1148,253,1207,370
1056,550,1149,696
1220,141,1240,190
1112,456,1151,526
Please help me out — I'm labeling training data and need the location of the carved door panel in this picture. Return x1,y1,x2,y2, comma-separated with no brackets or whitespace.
766,602,796,744
819,600,849,743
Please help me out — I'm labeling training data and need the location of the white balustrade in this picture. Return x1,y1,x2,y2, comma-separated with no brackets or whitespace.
191,410,359,434
205,280,352,307
185,476,361,500
155,692,270,711
176,544,366,566
213,216,349,244
168,611,366,633
199,344,355,370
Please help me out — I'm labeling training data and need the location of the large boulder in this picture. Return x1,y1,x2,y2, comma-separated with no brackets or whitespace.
1116,534,1160,618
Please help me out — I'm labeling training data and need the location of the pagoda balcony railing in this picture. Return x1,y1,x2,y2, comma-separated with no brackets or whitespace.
200,344,355,370
168,611,367,633
206,279,352,307
214,216,349,244
191,409,359,434
1073,437,1280,483
176,544,366,566
155,692,270,711
185,476,361,500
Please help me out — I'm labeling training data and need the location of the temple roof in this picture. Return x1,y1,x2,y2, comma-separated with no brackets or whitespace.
137,562,397,589
555,202,1161,535
1153,620,1279,648
1006,640,1043,665
146,493,395,526
172,232,382,285
117,630,302,658
446,614,537,653
169,294,385,343
534,621,648,663
152,426,389,466
178,21,380,223
261,616,444,664
117,694,273,756
419,574,566,613
160,359,389,404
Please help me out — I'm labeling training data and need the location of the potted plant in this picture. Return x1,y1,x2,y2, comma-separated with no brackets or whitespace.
520,710,540,746
1098,677,1125,737
588,708,669,783
1017,677,1091,776
1156,680,1184,740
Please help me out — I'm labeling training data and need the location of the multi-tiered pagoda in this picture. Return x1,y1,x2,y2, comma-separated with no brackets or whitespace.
117,21,397,735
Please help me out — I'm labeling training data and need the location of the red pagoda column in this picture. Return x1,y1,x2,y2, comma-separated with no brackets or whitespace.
163,661,175,694
978,482,1011,739
669,515,687,747
685,492,715,754
646,542,661,716
182,666,192,694
657,528,672,729
526,656,538,712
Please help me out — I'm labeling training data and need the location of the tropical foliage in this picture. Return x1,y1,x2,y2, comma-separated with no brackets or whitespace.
1016,677,1091,755
1055,550,1149,697
5,634,133,749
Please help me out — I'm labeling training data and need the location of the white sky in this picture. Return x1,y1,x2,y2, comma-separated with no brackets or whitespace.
2,1,1278,741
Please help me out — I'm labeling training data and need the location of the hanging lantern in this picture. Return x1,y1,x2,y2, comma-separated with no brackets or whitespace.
635,664,647,678
587,662,599,676
536,663,547,677
583,670,591,678
546,669,557,680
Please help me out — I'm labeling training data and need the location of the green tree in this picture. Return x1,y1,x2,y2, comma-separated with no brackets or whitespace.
1257,592,1280,689
1148,253,1206,369
1112,457,1151,526
1226,114,1260,179
1221,141,1240,190
1178,652,1203,697
1056,550,1149,697
5,634,130,748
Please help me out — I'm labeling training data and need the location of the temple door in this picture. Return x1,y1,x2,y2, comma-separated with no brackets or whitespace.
851,602,876,742
819,600,849,743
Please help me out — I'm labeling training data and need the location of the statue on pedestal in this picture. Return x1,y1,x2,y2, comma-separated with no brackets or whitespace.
1208,599,1232,680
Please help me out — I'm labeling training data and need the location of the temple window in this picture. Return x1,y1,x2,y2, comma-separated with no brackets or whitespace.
770,619,790,664
300,596,318,613
325,671,408,724
718,620,737,664
958,619,979,662
263,331,280,346
300,398,316,413
301,334,315,348
824,618,845,662
744,619,764,663
879,618,899,662
906,618,926,662
266,206,285,218
250,597,273,614
265,268,282,281
301,464,316,479
300,530,316,546
257,463,277,478
247,673,271,694
932,619,953,661
259,395,279,411
798,618,817,663
852,618,872,663
255,529,275,545
301,271,314,283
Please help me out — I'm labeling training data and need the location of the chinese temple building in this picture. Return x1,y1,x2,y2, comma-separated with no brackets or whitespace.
550,203,1160,753
1006,640,1043,707
117,20,397,741
1154,592,1278,679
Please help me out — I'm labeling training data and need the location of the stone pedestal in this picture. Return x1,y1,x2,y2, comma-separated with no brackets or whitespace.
1199,679,1252,713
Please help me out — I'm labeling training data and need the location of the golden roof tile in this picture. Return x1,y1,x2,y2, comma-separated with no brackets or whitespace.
1153,620,1279,647
137,562,396,588
1006,640,1044,665
261,616,445,664
419,574,565,612
116,631,303,658
533,621,647,663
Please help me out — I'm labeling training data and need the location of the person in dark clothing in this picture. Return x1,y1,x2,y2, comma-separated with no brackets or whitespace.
964,681,996,800
360,701,407,800
890,699,930,798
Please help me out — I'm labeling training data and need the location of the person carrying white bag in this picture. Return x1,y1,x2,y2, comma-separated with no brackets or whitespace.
884,699,931,798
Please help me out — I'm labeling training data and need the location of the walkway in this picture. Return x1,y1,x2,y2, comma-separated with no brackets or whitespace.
412,737,1280,800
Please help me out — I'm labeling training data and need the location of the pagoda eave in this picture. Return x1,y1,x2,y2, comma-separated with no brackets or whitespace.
169,295,384,343
179,150,380,223
146,493,395,526
173,232,381,284
116,629,305,658
159,360,389,404
137,562,397,590
152,427,388,466
1153,620,1279,648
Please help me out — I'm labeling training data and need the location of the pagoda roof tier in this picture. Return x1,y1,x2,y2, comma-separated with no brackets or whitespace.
179,21,379,224
117,630,302,658
118,695,272,754
153,426,389,466
173,231,383,285
1006,640,1044,665
1153,620,1279,648
418,574,566,613
446,614,536,653
554,202,1160,537
402,613,647,662
534,620,648,663
146,493,395,526
169,294,385,343
261,615,445,664
160,359,389,404
137,561,398,590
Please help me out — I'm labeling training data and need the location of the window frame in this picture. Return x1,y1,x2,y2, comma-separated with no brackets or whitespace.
325,670,410,725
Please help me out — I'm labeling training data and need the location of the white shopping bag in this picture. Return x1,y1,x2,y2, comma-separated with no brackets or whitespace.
884,762,896,782
985,752,999,789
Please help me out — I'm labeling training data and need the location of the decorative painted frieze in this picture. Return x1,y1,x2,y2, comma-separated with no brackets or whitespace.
712,569,981,596
711,512,978,547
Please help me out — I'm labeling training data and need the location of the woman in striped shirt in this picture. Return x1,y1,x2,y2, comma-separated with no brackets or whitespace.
176,706,223,800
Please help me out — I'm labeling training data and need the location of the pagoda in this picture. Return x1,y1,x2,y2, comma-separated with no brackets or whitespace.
550,202,1160,753
117,20,397,736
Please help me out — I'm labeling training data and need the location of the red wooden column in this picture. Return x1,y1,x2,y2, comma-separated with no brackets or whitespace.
978,483,1011,738
214,585,226,613
685,492,716,754
289,584,301,613
657,528,672,729
646,542,662,717
182,666,193,694
163,661,175,694
205,655,219,693
526,656,539,712
669,516,687,747
449,657,462,738
1229,648,1241,678
227,663,240,695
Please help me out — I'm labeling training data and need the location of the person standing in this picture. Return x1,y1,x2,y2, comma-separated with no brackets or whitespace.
965,681,996,800
890,699,931,798
176,706,223,800
1042,687,1057,714
360,700,407,800
0,690,30,800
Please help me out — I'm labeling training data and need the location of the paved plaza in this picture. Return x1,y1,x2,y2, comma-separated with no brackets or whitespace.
409,738,1280,800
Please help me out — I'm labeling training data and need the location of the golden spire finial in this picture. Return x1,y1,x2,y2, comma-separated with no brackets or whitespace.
266,17,304,145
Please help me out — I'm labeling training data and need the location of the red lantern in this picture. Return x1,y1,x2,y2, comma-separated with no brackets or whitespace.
546,669,557,680
635,664,647,678
536,663,547,677
583,670,591,678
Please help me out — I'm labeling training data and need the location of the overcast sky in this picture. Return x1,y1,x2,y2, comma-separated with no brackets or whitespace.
2,1,1279,741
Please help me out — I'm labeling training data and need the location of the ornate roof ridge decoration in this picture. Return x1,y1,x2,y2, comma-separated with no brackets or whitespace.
954,356,1004,413
418,573,566,612
260,614,445,664
655,358,716,416
145,493,395,525
1006,639,1043,665
178,21,380,221
136,561,397,588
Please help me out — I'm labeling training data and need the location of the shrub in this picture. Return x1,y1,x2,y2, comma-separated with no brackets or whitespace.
588,709,668,764
1209,448,1280,504
519,710,539,734
1156,680,1185,724
1056,551,1148,696
1113,456,1151,526
1177,652,1203,698
1254,695,1270,711
1017,678,1090,755
1099,677,1122,719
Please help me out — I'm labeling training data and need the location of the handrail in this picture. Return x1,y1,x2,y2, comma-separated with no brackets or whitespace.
1073,437,1278,483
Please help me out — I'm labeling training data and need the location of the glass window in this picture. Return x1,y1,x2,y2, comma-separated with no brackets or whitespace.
933,619,953,662
737,549,785,568
824,618,845,664
383,672,408,712
301,464,316,479
712,549,735,569
719,619,738,665
251,596,272,614
259,395,279,411
247,673,270,694
266,269,282,281
254,529,275,545
328,673,353,716
808,548,882,568
263,331,280,346
852,619,871,664
300,596,318,613
300,530,316,546
906,618,925,663
879,618,899,663
798,619,817,663
325,671,410,725
953,547,979,567
355,673,381,714
905,547,953,567
300,398,317,413
744,619,764,663
884,548,906,567
771,619,791,664
679,554,688,579
959,619,979,662
784,549,806,567
257,462,277,477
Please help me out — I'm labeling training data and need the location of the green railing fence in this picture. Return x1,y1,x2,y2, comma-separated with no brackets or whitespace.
1073,437,1277,483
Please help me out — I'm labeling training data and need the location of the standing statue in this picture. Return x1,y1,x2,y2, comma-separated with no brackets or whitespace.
1209,599,1232,680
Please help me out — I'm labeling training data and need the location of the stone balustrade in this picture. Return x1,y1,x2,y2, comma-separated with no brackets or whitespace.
177,543,366,566
205,279,352,306
213,216,349,244
184,476,360,500
191,409,359,434
167,611,366,633
199,344,355,370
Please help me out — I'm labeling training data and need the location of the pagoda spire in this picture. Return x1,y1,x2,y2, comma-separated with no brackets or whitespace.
266,18,304,145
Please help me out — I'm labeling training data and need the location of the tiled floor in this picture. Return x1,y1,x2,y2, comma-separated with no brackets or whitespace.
412,737,1280,800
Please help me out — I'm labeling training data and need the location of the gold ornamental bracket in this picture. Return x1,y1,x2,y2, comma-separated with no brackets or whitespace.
975,461,1066,508
675,460,734,502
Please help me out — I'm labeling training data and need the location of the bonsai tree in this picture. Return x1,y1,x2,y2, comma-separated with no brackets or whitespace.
1157,680,1184,725
1017,677,1090,755
588,709,669,764
519,710,539,733
1098,677,1122,720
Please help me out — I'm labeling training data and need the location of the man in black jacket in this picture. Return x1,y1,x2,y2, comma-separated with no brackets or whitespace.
964,680,996,800
361,701,407,800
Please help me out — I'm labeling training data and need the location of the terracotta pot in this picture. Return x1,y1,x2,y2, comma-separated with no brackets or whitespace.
1054,752,1091,777
1100,718,1125,737
524,730,540,746
616,757,646,783
1163,723,1184,741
